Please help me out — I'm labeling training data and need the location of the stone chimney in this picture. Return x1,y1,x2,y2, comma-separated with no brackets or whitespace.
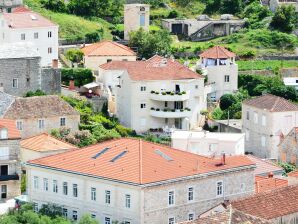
268,172,274,178
52,59,58,69
221,153,226,165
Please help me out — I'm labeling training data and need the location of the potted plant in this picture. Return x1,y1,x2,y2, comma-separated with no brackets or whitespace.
156,108,160,111
151,107,155,110
182,91,186,94
162,92,166,95
178,92,182,96
170,92,174,96
151,90,155,94
155,91,159,94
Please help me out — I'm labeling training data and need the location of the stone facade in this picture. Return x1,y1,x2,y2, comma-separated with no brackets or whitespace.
279,128,298,165
41,67,61,95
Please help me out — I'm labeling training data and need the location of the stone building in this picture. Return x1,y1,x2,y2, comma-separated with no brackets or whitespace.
0,93,80,138
0,119,21,201
279,127,298,165
0,43,61,97
0,0,22,12
124,4,150,40
242,94,298,159
268,0,298,12
26,138,256,224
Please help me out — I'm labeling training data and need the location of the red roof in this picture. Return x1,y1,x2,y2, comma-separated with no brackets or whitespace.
0,119,21,139
3,12,57,29
232,185,298,220
288,170,298,177
100,55,203,81
243,94,298,112
81,41,136,57
27,138,255,185
247,155,283,176
199,46,235,59
255,175,288,193
12,6,32,13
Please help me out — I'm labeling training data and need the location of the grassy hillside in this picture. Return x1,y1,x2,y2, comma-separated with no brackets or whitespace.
24,0,113,41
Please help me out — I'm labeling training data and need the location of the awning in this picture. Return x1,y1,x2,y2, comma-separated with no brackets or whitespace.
83,82,100,89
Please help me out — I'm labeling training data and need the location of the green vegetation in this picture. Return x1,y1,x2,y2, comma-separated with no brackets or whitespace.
270,5,297,33
65,49,84,64
24,90,47,97
61,68,94,87
237,60,298,71
278,162,296,176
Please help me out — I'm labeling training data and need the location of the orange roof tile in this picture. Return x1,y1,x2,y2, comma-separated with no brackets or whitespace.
12,6,32,13
3,12,57,29
232,185,298,220
27,138,255,185
21,133,77,152
0,119,21,139
288,170,298,177
246,155,283,176
255,175,288,193
100,55,203,81
199,46,235,59
81,41,136,57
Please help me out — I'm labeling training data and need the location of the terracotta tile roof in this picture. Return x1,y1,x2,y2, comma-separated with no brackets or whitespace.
81,41,136,57
27,138,255,185
100,55,203,81
3,12,57,29
231,185,298,220
21,133,76,152
0,119,21,139
243,94,298,112
255,175,288,193
199,46,235,59
12,6,31,13
181,205,272,224
246,155,284,176
3,95,80,119
288,170,298,177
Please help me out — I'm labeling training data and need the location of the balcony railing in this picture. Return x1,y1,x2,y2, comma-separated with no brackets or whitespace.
150,108,191,118
0,174,19,181
0,155,18,161
150,91,190,101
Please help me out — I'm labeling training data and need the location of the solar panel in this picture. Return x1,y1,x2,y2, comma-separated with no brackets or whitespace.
155,149,173,161
92,147,110,159
110,151,128,162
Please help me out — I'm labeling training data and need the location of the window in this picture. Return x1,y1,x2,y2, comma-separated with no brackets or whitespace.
12,78,18,88
60,117,66,126
91,214,96,219
105,190,111,204
246,111,249,120
34,176,39,189
168,217,175,224
0,129,7,139
43,178,48,191
195,85,198,89
165,101,168,107
91,187,96,201
240,183,245,192
34,32,38,39
48,31,52,38
245,129,250,141
38,119,44,129
21,33,25,40
262,115,266,126
1,185,7,199
168,191,174,206
53,180,58,193
72,210,77,221
125,194,131,208
62,208,68,218
73,184,78,197
188,213,194,221
63,182,68,195
140,103,146,109
217,181,223,196
224,75,230,82
140,13,145,26
253,112,258,124
261,136,266,147
188,187,194,201
33,203,38,212
105,217,111,224
140,86,146,91
16,121,23,131
48,47,52,54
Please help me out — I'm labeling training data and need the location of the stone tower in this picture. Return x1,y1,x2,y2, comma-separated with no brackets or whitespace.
0,0,23,13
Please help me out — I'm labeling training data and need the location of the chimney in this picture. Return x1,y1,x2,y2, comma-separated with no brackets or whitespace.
69,79,75,90
221,153,226,165
52,59,58,69
268,172,274,178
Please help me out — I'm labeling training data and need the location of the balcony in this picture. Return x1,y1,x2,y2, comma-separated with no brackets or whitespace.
150,108,191,118
149,91,190,101
0,174,19,181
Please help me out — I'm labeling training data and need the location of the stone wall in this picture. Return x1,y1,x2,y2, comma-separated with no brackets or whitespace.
41,68,61,94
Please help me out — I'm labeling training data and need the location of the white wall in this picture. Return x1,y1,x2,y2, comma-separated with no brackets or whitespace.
85,55,136,71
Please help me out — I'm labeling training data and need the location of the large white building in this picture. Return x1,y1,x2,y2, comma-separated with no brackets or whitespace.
26,138,256,224
242,94,298,159
99,55,206,133
171,130,245,156
199,46,238,101
0,10,59,66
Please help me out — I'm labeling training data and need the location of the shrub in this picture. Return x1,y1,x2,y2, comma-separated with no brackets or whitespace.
115,124,134,137
61,68,94,87
220,94,237,110
24,90,46,97
65,49,84,63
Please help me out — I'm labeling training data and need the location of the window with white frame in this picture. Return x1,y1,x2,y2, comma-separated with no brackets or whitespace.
73,184,78,197
168,217,175,224
48,31,52,38
34,176,39,189
62,208,68,218
91,187,96,201
38,119,45,129
12,78,18,88
188,213,194,221
168,191,174,206
216,181,223,196
140,86,146,91
245,129,250,141
253,112,258,124
72,210,77,220
21,33,25,40
261,136,266,147
125,194,131,208
63,182,68,195
105,190,111,204
224,75,230,82
48,47,52,54
16,121,23,131
53,180,58,193
34,32,39,39
43,178,48,191
262,115,266,126
140,103,146,109
0,129,7,139
105,217,111,224
188,187,194,201
60,117,66,126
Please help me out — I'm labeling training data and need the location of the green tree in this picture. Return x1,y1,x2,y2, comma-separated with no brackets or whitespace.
211,107,223,120
219,94,237,111
79,214,99,224
243,2,271,28
270,5,297,33
65,49,84,63
41,0,67,12
220,0,243,15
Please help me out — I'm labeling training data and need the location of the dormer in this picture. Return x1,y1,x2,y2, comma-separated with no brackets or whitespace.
199,46,236,68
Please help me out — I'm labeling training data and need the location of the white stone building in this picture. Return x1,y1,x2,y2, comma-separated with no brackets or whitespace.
26,138,256,224
283,77,298,90
0,10,59,66
124,4,150,40
242,94,298,159
199,46,238,101
99,55,206,133
171,130,245,156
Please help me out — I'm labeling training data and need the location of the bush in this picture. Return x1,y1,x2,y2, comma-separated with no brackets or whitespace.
61,68,94,87
65,49,84,63
219,94,237,110
25,90,46,97
40,0,67,12
85,30,102,43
